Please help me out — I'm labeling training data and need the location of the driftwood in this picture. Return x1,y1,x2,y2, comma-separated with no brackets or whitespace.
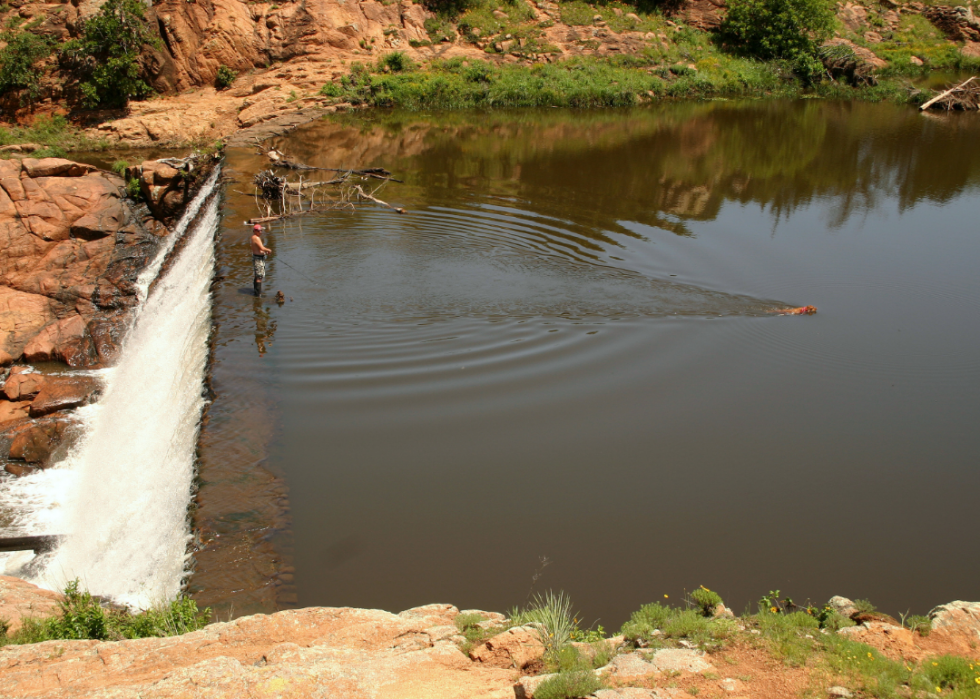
264,149,402,182
920,76,979,111
247,163,405,224
354,184,406,214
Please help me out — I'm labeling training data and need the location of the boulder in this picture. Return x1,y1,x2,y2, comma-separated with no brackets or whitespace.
649,647,714,673
470,624,545,669
8,413,78,465
930,601,980,640
821,39,888,85
28,375,100,417
3,371,45,400
0,575,63,635
828,595,859,618
0,399,31,427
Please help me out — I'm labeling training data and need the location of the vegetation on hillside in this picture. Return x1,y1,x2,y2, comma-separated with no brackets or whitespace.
0,580,211,646
60,0,160,108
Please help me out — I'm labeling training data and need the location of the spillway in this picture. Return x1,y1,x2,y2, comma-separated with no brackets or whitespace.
0,170,221,609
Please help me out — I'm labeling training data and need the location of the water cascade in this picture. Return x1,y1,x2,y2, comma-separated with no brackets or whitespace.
0,170,221,609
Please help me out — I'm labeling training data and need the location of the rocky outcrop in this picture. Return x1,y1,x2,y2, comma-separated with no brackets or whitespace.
0,575,62,635
0,154,218,475
0,602,518,699
0,158,158,367
924,5,980,41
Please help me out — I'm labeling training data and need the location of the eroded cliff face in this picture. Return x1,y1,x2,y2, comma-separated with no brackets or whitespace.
0,154,217,476
147,0,433,93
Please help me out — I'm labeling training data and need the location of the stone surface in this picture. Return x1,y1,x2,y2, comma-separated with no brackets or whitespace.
7,412,78,465
469,624,545,669
930,601,980,639
0,399,31,426
0,604,517,699
827,686,854,698
27,375,100,417
828,595,859,619
2,371,44,401
0,575,62,634
821,39,888,85
648,647,714,673
516,672,555,699
603,652,659,679
0,159,159,366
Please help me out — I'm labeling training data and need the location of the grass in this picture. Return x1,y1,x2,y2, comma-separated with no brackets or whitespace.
0,114,107,157
321,51,798,110
0,580,211,646
620,600,738,650
454,612,511,654
511,590,576,663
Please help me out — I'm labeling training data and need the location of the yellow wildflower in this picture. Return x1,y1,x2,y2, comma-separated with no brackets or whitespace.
771,606,777,613
664,594,668,598
867,652,873,659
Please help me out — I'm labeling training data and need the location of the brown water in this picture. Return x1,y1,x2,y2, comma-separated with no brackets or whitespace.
192,100,980,625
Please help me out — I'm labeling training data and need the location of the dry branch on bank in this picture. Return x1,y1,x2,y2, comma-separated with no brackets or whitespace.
920,76,979,111
263,149,402,182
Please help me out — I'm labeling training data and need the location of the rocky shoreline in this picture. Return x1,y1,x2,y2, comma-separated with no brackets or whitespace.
2,574,979,698
0,154,218,477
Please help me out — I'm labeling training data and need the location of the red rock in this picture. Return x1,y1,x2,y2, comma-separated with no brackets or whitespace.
20,158,98,179
469,625,545,669
0,575,63,634
0,349,12,366
28,375,100,417
8,413,77,465
2,371,45,400
0,399,31,426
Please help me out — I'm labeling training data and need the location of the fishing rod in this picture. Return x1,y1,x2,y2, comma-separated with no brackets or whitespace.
271,254,323,287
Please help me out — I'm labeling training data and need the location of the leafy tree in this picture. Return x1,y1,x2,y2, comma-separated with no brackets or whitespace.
0,30,54,105
61,0,160,108
721,0,835,62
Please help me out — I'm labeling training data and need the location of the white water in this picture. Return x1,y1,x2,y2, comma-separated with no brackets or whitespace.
0,174,221,609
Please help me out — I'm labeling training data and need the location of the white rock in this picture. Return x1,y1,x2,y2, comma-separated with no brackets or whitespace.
649,648,714,674
827,687,854,698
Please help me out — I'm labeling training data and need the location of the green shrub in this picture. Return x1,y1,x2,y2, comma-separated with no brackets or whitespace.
853,599,876,614
690,586,723,617
0,580,211,646
61,0,160,108
380,51,414,73
534,669,602,699
621,601,674,642
215,65,236,90
126,177,141,200
111,159,129,175
904,614,931,636
721,0,835,61
0,30,53,104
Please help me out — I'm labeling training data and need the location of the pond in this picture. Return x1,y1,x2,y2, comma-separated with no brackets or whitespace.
191,100,980,627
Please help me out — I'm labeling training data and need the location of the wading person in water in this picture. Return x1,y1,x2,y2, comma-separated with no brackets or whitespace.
250,224,272,296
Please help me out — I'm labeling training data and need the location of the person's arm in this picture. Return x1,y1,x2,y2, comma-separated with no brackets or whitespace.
262,243,273,255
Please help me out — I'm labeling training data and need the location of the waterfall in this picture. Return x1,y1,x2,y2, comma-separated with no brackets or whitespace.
0,171,221,609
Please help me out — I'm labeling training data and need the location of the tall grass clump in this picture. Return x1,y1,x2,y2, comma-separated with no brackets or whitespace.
0,114,103,156
511,590,575,662
0,580,211,646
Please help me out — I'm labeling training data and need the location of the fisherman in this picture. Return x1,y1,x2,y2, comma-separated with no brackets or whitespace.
250,224,272,296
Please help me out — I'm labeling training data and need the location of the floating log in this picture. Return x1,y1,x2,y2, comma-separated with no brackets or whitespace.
0,534,60,553
920,76,978,111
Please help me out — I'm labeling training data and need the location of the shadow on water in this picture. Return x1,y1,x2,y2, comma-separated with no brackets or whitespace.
192,101,980,623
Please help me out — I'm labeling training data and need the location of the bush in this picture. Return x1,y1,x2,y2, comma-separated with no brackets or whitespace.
215,65,236,90
380,51,414,73
690,586,723,617
0,580,211,646
721,0,835,61
111,159,129,175
61,0,160,108
534,669,602,699
0,30,54,104
511,591,575,663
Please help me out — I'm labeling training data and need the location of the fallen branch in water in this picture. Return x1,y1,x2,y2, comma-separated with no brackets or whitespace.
354,184,406,214
264,149,402,182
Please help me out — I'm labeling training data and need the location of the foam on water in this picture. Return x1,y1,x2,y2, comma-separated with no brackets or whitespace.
0,173,221,609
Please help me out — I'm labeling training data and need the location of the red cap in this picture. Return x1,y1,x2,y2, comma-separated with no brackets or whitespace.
253,224,263,232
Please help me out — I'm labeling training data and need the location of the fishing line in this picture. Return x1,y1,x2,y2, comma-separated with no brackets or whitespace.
273,254,323,287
